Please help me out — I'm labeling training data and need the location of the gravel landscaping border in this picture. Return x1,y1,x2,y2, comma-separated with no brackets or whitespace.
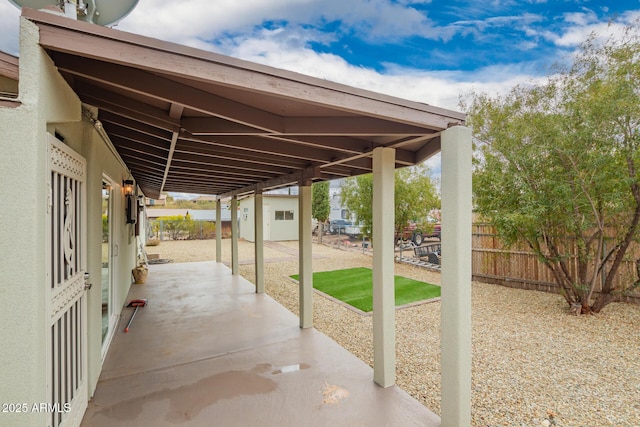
146,238,640,426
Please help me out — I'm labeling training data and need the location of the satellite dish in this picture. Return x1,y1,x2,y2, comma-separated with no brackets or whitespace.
8,0,139,26
84,0,140,26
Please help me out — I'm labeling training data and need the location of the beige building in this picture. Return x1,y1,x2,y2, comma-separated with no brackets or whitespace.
0,8,472,427
239,194,299,242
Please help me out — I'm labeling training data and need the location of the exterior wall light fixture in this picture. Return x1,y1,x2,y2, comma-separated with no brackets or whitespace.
124,179,137,224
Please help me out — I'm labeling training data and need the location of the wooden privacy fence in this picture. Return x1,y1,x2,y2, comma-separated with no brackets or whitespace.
472,224,640,304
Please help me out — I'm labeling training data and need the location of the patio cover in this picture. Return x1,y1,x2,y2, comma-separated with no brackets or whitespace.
22,8,465,199
0,51,19,103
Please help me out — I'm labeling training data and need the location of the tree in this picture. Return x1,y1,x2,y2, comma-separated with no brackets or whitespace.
465,23,640,313
340,164,440,240
312,181,330,244
157,215,192,240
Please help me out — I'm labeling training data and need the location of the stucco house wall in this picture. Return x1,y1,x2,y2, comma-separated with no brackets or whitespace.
0,18,138,426
240,195,299,242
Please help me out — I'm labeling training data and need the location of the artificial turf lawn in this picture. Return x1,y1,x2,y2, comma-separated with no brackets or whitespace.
291,267,440,312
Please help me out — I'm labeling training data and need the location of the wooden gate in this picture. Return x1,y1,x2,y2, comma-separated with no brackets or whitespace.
46,133,88,427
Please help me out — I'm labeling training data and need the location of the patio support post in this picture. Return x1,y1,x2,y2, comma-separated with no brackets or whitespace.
372,146,396,388
298,181,313,328
254,191,265,293
440,125,472,427
231,196,239,275
216,198,222,263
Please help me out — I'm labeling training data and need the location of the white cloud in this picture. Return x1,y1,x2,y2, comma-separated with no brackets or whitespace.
118,0,447,45
214,30,542,111
552,9,640,47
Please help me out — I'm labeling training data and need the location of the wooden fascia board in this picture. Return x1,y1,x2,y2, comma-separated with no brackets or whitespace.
0,99,21,108
28,9,465,130
0,52,19,81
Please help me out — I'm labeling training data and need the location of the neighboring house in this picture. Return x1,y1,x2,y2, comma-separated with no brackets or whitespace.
0,8,471,427
239,194,299,242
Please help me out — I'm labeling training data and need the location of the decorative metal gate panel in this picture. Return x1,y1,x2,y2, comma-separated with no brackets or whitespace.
46,134,88,427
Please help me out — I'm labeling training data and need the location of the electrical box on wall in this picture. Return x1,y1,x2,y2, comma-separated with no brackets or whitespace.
125,194,137,224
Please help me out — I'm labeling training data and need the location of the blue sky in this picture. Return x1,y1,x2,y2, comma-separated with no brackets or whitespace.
2,1,638,110
1,0,638,197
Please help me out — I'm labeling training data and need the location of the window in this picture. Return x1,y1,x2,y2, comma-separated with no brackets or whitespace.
275,210,294,220
341,209,350,219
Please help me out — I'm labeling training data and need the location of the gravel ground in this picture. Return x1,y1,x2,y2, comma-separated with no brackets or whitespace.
146,238,640,426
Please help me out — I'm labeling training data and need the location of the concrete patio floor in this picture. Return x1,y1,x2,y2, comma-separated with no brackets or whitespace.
81,261,440,427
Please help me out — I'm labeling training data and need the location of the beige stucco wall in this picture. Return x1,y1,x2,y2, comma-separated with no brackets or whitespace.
52,118,138,395
0,18,137,426
240,195,299,242
239,197,256,241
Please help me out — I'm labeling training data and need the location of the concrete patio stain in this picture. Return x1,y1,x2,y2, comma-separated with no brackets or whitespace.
90,366,278,424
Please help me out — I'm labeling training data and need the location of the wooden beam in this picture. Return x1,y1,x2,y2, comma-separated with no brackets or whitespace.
282,117,434,135
51,53,285,132
76,81,178,130
183,116,435,136
160,104,184,193
173,143,307,170
180,134,378,167
415,137,442,164
101,111,173,143
181,117,267,135
217,167,320,199
169,164,274,180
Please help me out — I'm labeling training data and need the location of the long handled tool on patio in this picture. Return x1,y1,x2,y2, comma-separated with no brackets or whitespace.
124,299,147,333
